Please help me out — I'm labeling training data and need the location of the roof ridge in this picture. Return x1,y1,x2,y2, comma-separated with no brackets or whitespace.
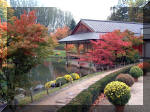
81,19,143,25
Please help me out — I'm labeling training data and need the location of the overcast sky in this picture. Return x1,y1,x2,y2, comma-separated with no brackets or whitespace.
41,0,118,22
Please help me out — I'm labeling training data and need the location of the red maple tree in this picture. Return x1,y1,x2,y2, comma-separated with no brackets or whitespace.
80,30,133,66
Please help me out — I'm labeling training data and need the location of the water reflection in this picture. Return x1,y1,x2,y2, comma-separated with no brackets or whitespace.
28,58,95,87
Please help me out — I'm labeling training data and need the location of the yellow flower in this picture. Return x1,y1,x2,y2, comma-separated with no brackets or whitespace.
104,81,131,105
64,74,73,82
45,80,56,89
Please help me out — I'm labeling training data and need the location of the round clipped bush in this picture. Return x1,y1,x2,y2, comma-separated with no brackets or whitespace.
129,66,143,78
56,77,67,87
64,74,73,82
116,74,134,87
70,73,80,80
45,80,56,89
104,81,131,106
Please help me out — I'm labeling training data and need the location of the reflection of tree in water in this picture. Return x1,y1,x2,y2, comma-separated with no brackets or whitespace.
28,58,95,87
29,58,68,85
51,58,68,77
30,64,52,84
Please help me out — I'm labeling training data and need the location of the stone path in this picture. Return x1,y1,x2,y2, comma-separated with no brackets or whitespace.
21,66,129,112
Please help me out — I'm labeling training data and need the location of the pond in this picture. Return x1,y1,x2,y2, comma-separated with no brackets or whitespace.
14,57,95,100
28,57,94,87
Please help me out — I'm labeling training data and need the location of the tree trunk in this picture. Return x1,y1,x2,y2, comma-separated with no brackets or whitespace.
30,90,33,102
46,89,49,95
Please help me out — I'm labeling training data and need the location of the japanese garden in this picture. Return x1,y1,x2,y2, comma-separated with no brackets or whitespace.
0,0,150,112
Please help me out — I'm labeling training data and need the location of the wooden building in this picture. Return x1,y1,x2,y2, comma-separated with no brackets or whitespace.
59,19,143,60
143,25,150,59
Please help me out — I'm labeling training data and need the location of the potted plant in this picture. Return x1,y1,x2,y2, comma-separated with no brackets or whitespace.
116,74,134,87
129,66,143,82
104,81,131,112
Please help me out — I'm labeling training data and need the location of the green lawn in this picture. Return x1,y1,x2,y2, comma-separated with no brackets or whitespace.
50,50,66,57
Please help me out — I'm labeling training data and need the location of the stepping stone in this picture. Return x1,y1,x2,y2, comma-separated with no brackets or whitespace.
65,96,75,99
67,92,75,96
56,99,67,104
77,87,87,90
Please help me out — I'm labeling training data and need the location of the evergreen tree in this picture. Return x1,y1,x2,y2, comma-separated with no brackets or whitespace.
69,19,76,31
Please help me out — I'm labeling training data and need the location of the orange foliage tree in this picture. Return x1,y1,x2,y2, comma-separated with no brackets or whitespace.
50,26,70,44
0,10,55,104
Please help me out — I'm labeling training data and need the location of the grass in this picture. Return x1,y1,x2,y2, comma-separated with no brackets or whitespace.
49,50,66,57
18,71,104,105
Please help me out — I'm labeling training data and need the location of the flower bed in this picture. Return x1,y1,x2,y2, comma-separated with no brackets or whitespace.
44,73,80,88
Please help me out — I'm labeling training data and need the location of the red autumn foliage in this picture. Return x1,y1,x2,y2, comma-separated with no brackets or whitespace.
137,62,150,69
80,30,132,65
50,26,70,44
7,10,50,57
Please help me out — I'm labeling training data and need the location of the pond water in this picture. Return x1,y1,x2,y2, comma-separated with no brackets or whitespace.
28,57,94,86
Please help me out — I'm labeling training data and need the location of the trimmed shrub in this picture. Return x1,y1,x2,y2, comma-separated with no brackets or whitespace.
56,77,67,87
116,74,134,87
129,66,143,78
104,81,131,106
64,74,73,82
45,80,56,89
70,73,80,80
58,66,132,112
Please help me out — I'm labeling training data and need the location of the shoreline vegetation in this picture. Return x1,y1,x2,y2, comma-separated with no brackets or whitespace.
18,71,104,105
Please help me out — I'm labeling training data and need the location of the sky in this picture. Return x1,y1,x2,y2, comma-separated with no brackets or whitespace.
40,0,118,22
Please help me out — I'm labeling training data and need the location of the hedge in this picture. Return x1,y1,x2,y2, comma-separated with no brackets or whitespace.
58,66,132,112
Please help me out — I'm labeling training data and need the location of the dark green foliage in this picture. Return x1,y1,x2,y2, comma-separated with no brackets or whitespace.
69,19,76,31
116,74,134,87
56,77,67,87
129,66,143,78
58,66,132,112
55,44,65,50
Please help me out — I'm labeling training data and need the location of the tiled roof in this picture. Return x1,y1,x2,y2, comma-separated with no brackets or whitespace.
81,19,143,34
59,32,101,42
59,19,143,43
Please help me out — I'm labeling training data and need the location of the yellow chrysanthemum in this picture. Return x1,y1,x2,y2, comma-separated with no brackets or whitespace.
64,74,73,82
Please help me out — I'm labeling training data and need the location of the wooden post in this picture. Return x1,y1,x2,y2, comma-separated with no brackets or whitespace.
77,43,80,56
30,89,33,102
66,43,68,57
46,89,49,95
66,43,68,66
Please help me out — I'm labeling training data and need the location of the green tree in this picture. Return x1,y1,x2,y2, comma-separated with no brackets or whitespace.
69,19,76,31
108,0,149,22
